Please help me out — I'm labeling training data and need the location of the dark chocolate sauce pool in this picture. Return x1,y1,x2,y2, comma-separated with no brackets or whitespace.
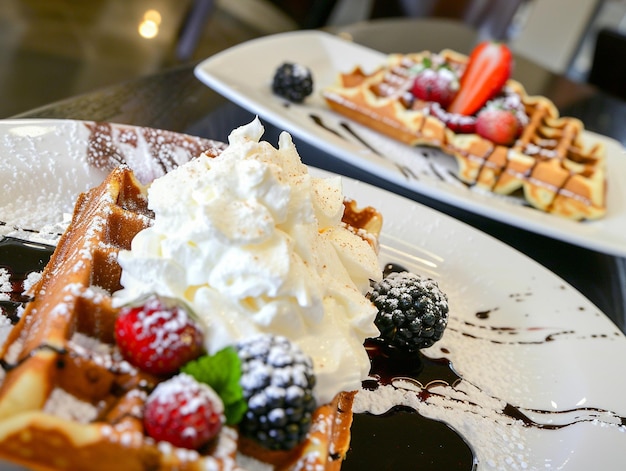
342,339,476,470
340,263,477,470
0,237,54,323
345,406,474,470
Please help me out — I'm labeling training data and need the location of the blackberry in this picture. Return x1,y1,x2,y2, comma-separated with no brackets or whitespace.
236,334,316,450
370,271,449,353
271,62,313,103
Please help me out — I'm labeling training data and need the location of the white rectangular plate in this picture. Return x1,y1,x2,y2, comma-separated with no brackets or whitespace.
195,30,626,257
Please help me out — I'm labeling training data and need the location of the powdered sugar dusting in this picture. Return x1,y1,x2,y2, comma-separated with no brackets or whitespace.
235,453,272,471
0,119,224,236
84,121,226,185
148,373,225,417
132,299,201,358
155,423,242,470
0,268,10,295
22,271,42,296
0,312,12,351
43,387,98,423
68,332,137,375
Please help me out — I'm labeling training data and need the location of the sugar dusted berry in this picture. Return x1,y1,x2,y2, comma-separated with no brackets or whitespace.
370,271,449,354
272,62,314,103
236,334,316,450
115,295,204,375
143,373,224,450
411,65,459,108
475,105,520,146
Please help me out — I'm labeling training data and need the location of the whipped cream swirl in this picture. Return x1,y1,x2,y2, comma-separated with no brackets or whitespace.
114,118,381,404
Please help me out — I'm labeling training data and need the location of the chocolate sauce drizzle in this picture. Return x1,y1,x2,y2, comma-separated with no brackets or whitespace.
342,263,626,468
307,105,598,213
309,113,468,185
344,328,626,469
0,343,66,372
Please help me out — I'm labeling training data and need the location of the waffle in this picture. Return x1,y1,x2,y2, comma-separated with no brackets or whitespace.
0,163,379,471
323,50,607,220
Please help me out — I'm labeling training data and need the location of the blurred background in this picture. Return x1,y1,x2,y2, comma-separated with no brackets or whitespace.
0,0,624,118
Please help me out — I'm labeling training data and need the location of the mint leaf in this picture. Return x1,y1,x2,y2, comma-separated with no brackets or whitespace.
182,347,247,425
225,400,248,426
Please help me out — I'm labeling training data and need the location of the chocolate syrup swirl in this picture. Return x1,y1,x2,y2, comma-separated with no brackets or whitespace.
307,109,597,213
343,331,626,469
342,263,626,468
0,343,66,372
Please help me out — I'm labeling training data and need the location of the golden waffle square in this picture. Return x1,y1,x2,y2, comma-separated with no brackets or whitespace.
0,164,380,471
323,50,607,220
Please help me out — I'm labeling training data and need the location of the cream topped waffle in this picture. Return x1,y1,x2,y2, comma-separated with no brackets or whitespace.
323,49,607,220
0,125,382,469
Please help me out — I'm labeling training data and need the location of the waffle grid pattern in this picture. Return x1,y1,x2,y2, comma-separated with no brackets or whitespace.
0,165,365,471
323,50,606,220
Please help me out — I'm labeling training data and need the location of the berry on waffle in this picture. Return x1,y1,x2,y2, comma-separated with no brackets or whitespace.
323,47,606,220
0,161,382,470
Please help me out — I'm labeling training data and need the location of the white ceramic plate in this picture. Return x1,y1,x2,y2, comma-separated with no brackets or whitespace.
195,30,626,258
0,119,225,240
1,119,625,470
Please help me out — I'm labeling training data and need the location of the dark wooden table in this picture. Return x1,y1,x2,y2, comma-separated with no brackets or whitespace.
12,23,626,333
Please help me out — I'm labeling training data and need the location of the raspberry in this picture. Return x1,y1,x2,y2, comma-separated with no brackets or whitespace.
143,373,224,450
370,271,449,354
236,334,316,450
272,62,313,103
115,295,204,375
411,66,459,108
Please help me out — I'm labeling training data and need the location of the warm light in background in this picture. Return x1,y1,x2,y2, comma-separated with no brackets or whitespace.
138,9,162,39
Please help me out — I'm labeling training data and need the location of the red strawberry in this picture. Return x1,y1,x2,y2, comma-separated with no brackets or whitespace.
144,373,224,449
411,67,459,108
475,107,520,146
448,41,513,116
115,295,204,375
